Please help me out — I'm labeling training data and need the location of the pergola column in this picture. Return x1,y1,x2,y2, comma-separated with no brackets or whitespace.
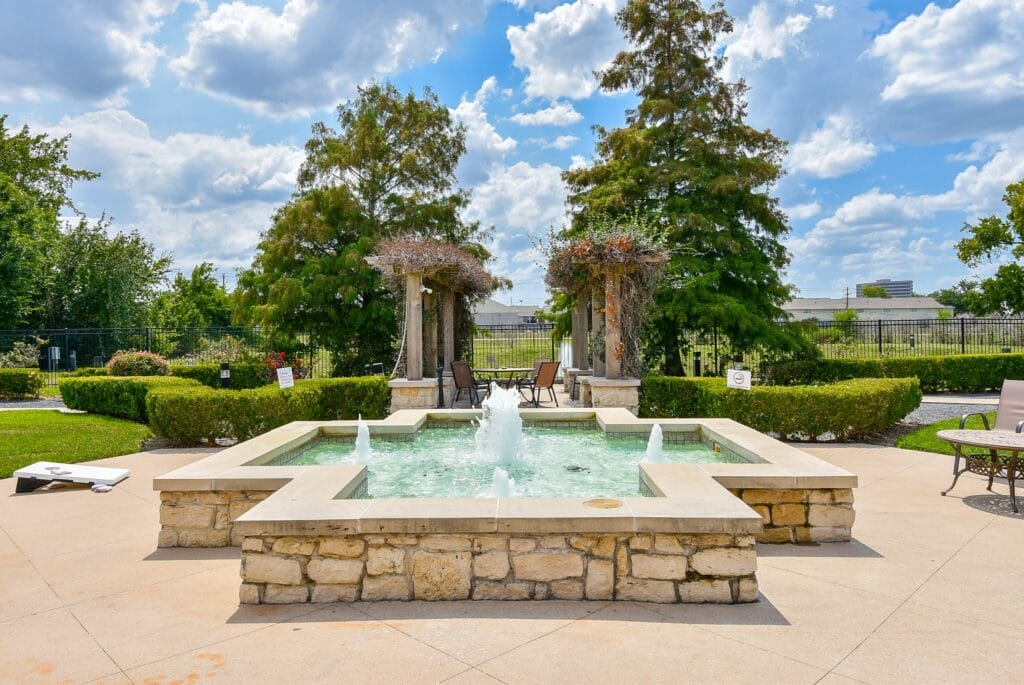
422,291,437,377
591,286,606,377
604,269,623,380
441,288,455,373
405,271,423,380
571,300,589,370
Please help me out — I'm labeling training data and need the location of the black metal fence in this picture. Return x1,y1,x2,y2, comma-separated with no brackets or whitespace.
470,324,567,370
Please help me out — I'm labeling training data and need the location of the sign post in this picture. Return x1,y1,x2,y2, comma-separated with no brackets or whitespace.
726,369,752,391
276,366,295,389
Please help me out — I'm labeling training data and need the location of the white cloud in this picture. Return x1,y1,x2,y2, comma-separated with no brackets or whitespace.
788,114,878,178
450,77,517,183
0,0,173,103
507,0,624,100
814,4,836,20
510,101,583,126
871,0,1024,104
784,202,822,221
466,161,568,232
722,2,812,78
546,135,579,150
46,109,303,268
171,0,487,117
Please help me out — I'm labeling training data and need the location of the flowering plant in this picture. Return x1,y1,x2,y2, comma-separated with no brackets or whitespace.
264,351,307,381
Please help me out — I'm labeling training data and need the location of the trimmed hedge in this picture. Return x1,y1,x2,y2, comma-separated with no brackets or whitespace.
59,376,201,422
107,351,170,376
761,353,1024,392
147,377,390,444
170,362,269,390
0,368,43,398
640,376,922,441
66,367,110,377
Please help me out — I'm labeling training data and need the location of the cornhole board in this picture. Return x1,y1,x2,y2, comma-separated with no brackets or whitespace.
13,462,130,493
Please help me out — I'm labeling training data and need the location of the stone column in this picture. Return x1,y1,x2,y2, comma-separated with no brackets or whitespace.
571,300,589,370
405,272,423,381
604,269,623,380
423,291,436,377
591,286,606,377
441,288,455,373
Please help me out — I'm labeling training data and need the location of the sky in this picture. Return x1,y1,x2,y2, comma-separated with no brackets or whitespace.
2,0,1023,307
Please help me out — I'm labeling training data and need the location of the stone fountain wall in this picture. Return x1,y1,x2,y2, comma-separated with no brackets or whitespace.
158,490,270,547
237,532,758,605
729,488,855,543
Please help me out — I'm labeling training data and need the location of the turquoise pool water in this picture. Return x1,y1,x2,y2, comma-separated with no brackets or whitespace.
266,426,754,499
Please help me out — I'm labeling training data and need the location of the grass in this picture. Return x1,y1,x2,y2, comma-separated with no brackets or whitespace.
0,410,152,478
895,412,997,456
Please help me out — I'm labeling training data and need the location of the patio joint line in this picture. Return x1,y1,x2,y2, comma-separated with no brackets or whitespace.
440,665,509,684
823,509,1000,681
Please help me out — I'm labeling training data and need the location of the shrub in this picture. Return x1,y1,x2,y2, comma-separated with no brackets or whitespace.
0,369,43,398
147,376,390,444
107,351,170,376
640,376,922,441
170,362,269,389
65,367,109,377
59,376,200,421
761,353,1024,392
0,340,42,368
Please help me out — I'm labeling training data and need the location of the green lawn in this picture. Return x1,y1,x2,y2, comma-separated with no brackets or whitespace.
895,412,997,456
0,411,152,478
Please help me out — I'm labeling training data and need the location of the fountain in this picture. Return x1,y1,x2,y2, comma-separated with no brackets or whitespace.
491,467,517,497
474,384,524,465
354,415,371,460
644,424,663,463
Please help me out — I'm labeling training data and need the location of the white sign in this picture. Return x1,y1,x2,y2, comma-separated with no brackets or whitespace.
727,369,752,391
276,366,295,389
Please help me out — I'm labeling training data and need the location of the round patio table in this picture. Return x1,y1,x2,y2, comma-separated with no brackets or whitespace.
938,429,1024,513
474,367,533,390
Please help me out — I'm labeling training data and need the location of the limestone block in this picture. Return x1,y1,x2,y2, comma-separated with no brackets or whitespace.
585,560,614,600
616,545,630,577
242,553,303,585
512,552,584,582
794,527,814,543
807,490,833,504
473,536,507,553
751,505,770,524
307,558,363,585
157,528,178,548
364,535,386,545
319,537,365,558
472,581,531,600
738,578,759,603
630,554,688,581
159,504,215,529
411,551,472,600
757,528,794,544
229,527,247,547
367,546,406,576
678,579,732,603
273,538,317,556
473,550,510,580
242,537,264,553
229,499,261,521
569,535,616,558
689,548,757,577
176,491,230,505
808,505,856,528
239,583,260,605
178,528,231,547
420,535,471,551
263,584,309,604
615,578,676,603
678,534,735,547
386,535,418,545
809,527,852,543
628,535,652,551
736,536,756,547
741,489,806,505
362,575,410,601
833,489,855,504
214,507,230,530
311,584,360,603
539,535,567,549
772,503,806,526
533,583,550,600
550,579,584,600
653,535,692,555
509,538,537,553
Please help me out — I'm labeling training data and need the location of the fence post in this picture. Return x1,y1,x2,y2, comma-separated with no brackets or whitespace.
877,320,883,355
146,327,151,353
713,326,719,375
960,318,966,354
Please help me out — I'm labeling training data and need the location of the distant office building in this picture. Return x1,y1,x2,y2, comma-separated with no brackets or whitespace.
472,298,546,326
856,279,914,298
783,297,952,321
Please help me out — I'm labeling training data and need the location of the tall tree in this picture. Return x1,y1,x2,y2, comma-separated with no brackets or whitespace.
955,179,1024,316
152,262,233,328
239,83,483,374
859,285,890,298
563,0,802,374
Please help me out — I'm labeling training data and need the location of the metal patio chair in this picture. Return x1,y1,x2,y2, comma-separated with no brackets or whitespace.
517,360,560,407
450,361,491,408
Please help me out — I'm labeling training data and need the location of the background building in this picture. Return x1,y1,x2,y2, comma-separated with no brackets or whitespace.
472,298,545,326
856,279,914,298
784,297,953,321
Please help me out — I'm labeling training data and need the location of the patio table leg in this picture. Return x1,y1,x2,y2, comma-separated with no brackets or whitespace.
1010,452,1019,514
942,445,968,496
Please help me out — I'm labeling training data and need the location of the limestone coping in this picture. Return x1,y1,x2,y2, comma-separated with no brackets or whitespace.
387,378,439,388
581,377,642,388
154,408,856,536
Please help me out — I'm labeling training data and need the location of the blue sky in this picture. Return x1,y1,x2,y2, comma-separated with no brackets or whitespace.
2,0,1023,306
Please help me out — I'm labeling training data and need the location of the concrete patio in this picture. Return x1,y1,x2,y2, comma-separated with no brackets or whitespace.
2,443,1022,684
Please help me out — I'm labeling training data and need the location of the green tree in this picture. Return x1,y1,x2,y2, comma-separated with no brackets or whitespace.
859,285,890,298
833,308,859,337
563,0,802,375
45,216,171,328
152,263,232,328
0,176,59,328
929,281,985,316
955,179,1024,316
239,83,483,374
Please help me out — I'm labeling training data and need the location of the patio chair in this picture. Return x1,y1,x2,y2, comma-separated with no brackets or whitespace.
450,361,491,408
941,379,1024,498
514,360,543,395
518,360,560,407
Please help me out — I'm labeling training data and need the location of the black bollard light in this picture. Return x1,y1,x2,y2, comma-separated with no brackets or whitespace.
220,362,230,389
437,365,445,408
693,350,702,377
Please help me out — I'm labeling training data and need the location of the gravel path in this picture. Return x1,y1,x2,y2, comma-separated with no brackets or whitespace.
0,397,68,411
903,401,997,425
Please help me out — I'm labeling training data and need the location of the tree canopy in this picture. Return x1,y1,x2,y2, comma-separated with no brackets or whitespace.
954,179,1024,316
152,262,232,328
562,0,803,374
859,285,890,298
